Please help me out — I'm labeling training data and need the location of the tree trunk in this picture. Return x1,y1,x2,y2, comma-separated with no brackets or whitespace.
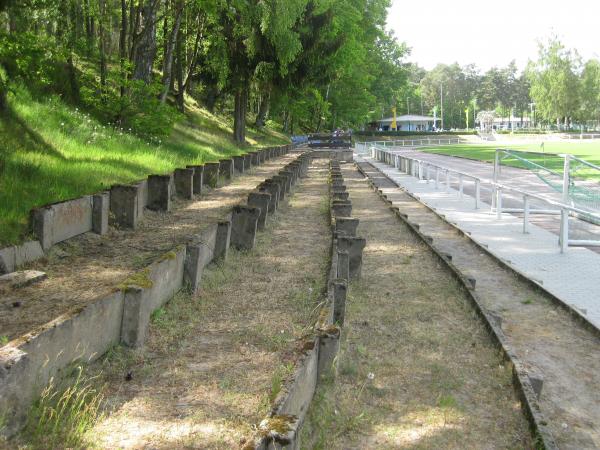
175,26,184,112
181,15,203,93
119,0,128,98
132,0,158,83
255,87,270,128
233,85,248,143
84,0,93,54
0,68,7,112
98,0,107,96
160,0,183,103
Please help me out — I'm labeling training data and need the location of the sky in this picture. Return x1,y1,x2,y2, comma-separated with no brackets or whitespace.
387,0,600,71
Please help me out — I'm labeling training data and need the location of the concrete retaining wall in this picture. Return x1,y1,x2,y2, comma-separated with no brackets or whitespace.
121,248,186,348
30,196,94,250
0,241,44,275
0,290,124,436
185,224,218,294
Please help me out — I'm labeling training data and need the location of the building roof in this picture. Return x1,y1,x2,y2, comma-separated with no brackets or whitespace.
378,114,438,124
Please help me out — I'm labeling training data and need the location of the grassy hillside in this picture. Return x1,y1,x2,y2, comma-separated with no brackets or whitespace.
0,88,289,247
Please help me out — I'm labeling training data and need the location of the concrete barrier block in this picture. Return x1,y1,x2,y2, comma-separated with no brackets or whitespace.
174,168,194,199
336,250,349,281
332,279,348,325
187,165,204,196
231,205,261,250
120,248,186,347
317,327,340,377
0,270,46,289
244,153,253,169
233,155,245,173
272,176,288,199
203,162,220,188
147,175,173,211
31,196,94,250
219,159,234,182
92,192,109,235
248,192,271,231
273,339,318,424
259,149,267,163
277,172,293,192
333,192,349,201
134,179,148,218
259,180,280,212
0,290,124,436
335,217,359,238
281,170,296,188
214,219,232,261
0,246,15,274
337,237,366,279
0,241,44,274
110,184,140,229
332,202,352,218
184,224,218,294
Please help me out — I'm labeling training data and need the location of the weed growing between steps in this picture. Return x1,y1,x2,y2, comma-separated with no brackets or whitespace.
14,366,104,450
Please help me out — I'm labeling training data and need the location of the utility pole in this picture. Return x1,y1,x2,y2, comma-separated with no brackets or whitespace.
440,84,444,131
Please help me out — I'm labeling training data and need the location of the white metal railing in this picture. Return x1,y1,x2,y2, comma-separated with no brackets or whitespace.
369,145,600,253
563,133,600,140
355,137,462,154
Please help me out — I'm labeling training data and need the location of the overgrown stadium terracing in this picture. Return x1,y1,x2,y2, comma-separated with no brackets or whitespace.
0,145,581,449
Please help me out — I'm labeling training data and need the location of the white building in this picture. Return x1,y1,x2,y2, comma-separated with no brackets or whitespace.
375,114,439,132
489,116,532,130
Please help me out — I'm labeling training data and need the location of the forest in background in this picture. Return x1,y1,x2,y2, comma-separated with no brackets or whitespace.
0,0,408,142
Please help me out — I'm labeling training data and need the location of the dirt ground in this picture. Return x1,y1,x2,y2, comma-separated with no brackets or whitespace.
360,161,600,450
65,160,332,449
300,164,533,450
0,155,296,342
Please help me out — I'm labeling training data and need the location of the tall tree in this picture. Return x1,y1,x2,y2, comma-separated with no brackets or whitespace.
527,37,581,128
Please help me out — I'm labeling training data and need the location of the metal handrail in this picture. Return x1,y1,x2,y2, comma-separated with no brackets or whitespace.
369,145,600,253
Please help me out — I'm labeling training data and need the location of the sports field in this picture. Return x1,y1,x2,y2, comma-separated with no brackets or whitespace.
422,141,600,180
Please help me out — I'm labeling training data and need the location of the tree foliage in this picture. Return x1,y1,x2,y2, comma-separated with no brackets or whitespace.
0,0,410,140
527,36,581,127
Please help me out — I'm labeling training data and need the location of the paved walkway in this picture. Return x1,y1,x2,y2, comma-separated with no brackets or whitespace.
358,154,600,331
381,150,600,245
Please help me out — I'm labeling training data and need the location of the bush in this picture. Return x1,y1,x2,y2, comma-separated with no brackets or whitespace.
80,75,178,139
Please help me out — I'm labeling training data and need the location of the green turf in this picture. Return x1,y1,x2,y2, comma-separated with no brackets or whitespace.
422,141,600,180
0,90,289,247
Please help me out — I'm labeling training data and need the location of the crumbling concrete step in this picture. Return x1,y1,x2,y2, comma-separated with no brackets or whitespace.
0,270,47,290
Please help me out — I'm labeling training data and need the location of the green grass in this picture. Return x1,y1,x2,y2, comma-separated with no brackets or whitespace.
0,88,289,246
20,365,104,450
422,141,600,181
